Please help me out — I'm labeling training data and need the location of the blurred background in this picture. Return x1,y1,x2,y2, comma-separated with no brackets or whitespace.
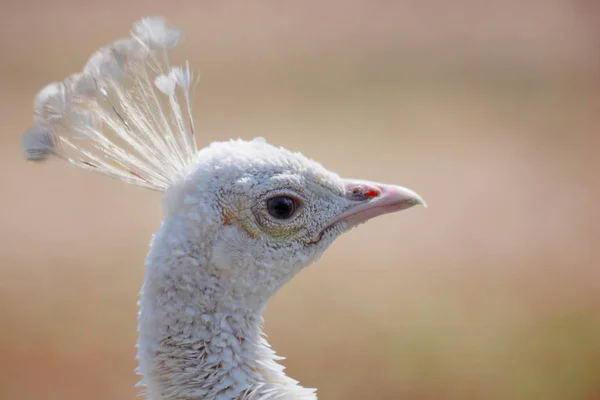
1,1,599,399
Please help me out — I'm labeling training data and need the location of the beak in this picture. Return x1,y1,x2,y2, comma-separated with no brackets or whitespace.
311,179,425,242
337,179,426,225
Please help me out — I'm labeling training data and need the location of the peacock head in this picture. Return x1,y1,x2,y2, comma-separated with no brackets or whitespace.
159,138,425,305
21,16,425,308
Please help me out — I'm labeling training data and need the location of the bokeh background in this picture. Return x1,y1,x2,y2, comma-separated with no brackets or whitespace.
1,1,599,399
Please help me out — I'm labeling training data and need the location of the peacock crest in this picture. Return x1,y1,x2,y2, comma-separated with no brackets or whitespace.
21,16,198,191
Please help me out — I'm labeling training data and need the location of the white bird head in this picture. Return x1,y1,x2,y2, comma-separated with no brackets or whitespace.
160,138,424,308
21,16,424,309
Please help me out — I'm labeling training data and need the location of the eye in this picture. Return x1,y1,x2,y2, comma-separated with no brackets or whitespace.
266,196,297,219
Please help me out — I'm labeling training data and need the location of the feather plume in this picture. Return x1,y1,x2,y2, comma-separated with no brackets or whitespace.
21,16,198,191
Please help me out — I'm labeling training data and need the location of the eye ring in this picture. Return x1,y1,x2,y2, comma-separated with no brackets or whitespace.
266,195,298,220
252,189,307,233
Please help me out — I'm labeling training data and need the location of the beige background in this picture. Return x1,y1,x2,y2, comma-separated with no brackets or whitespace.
1,1,599,399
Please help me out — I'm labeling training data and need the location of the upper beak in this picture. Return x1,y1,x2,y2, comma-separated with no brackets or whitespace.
311,179,425,242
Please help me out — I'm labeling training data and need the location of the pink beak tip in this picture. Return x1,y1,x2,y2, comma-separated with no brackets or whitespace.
371,182,427,209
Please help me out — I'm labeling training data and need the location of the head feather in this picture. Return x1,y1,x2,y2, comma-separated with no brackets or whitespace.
21,16,198,191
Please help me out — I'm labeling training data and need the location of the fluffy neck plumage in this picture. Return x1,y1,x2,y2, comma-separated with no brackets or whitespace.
136,216,316,400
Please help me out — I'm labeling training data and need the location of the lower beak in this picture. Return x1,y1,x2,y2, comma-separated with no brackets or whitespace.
312,180,425,242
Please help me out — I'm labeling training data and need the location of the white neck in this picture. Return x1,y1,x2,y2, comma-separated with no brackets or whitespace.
135,218,317,400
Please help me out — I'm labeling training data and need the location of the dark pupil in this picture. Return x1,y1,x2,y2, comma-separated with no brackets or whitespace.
267,196,296,219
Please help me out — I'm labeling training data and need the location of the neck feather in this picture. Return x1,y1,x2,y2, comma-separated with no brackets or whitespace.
135,221,316,400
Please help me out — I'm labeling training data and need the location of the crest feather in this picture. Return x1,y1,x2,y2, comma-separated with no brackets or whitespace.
21,16,198,191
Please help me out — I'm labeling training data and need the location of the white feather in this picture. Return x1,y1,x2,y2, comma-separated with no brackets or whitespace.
33,81,69,125
67,72,98,100
21,126,56,161
154,73,176,96
131,16,182,49
21,16,197,191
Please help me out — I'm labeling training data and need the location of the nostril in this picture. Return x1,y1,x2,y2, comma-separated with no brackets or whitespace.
345,181,382,201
